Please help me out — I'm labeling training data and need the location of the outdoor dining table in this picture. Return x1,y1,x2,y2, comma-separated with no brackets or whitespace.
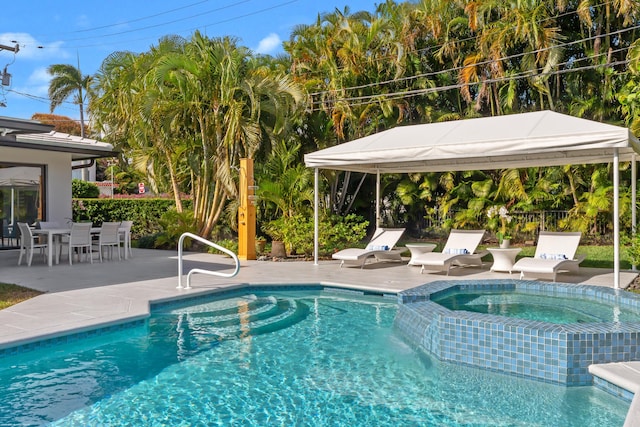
31,226,130,267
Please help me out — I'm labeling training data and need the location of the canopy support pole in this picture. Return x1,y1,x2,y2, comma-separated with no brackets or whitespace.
633,154,637,271
314,168,319,265
614,149,620,289
375,170,380,229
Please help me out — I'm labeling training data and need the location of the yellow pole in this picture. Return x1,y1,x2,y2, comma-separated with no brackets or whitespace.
238,158,256,260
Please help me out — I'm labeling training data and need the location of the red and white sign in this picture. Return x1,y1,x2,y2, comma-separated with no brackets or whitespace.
138,182,145,194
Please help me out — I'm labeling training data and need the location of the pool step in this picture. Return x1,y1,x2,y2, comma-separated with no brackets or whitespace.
589,362,640,426
177,296,310,341
589,362,640,396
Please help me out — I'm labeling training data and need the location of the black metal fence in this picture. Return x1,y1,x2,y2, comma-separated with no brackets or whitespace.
418,210,613,241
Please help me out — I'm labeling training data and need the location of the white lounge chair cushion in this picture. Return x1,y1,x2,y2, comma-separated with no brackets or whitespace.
512,231,584,279
512,257,572,273
414,252,464,266
413,230,486,268
333,228,405,261
332,228,406,267
333,248,381,261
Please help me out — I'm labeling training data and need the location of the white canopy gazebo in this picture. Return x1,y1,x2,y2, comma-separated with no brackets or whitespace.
304,110,640,288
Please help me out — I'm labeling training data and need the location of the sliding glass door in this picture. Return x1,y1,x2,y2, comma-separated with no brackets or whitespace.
0,163,45,248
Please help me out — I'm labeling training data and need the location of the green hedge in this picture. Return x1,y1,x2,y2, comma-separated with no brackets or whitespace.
71,179,100,198
72,198,190,239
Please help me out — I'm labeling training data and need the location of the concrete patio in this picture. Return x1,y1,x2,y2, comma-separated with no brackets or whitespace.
0,247,637,351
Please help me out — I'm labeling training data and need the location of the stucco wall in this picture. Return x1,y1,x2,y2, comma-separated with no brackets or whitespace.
2,146,72,222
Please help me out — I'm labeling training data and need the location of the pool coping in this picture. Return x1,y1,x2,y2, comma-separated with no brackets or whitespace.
0,282,396,357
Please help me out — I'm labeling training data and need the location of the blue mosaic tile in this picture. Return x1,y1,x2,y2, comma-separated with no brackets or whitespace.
1,283,392,359
0,319,146,359
593,376,636,402
394,279,640,386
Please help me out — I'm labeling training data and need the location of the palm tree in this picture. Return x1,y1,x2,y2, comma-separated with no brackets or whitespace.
92,32,304,238
47,63,92,138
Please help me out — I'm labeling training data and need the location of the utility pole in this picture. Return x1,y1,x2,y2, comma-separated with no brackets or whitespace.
0,43,19,53
0,43,19,90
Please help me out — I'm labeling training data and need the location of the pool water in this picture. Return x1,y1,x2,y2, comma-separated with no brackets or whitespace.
0,289,629,426
432,288,640,324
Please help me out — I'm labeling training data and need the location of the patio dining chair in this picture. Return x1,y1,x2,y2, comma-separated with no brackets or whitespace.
119,220,133,259
61,222,93,265
93,222,121,262
17,222,48,266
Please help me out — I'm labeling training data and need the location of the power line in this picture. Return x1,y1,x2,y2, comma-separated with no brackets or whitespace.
34,0,298,51
305,0,617,80
49,0,256,44
297,0,618,86
314,46,630,107
70,0,212,34
311,58,630,111
308,22,640,98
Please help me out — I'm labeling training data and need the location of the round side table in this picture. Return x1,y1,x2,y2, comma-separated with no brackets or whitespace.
406,243,438,265
487,247,522,273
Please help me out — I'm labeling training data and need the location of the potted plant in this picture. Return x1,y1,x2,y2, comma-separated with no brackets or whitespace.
487,205,513,248
262,222,287,257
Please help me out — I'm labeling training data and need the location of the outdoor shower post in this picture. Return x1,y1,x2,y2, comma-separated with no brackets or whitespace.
237,158,256,260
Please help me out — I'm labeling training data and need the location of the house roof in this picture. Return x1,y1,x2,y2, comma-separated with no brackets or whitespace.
0,116,116,160
0,116,53,135
304,111,640,173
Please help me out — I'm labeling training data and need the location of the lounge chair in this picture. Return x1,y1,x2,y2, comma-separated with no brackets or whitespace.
512,231,585,282
332,228,405,268
412,229,488,275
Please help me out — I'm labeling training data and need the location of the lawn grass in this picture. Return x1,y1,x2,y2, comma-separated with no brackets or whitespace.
0,283,42,310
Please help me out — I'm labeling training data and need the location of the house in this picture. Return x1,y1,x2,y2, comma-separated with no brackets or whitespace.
0,116,115,248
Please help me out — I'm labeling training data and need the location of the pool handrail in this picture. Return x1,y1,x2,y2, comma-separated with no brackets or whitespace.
177,232,240,289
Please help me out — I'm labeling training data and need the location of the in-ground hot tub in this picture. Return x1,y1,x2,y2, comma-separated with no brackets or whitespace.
394,279,640,385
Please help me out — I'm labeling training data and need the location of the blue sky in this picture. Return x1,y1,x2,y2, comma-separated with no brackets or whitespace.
0,0,379,121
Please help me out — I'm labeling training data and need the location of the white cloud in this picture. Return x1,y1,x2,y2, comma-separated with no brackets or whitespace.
0,33,68,60
254,33,281,55
23,67,51,97
27,67,50,85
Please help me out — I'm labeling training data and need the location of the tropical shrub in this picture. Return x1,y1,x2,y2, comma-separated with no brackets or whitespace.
623,233,640,267
208,239,239,255
263,213,368,256
154,209,196,249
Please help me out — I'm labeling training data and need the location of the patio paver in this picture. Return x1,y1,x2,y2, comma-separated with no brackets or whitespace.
0,248,637,350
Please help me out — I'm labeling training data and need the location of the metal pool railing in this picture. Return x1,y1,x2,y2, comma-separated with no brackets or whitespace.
177,232,240,290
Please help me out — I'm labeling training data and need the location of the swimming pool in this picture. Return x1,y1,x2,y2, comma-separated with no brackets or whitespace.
0,287,629,426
